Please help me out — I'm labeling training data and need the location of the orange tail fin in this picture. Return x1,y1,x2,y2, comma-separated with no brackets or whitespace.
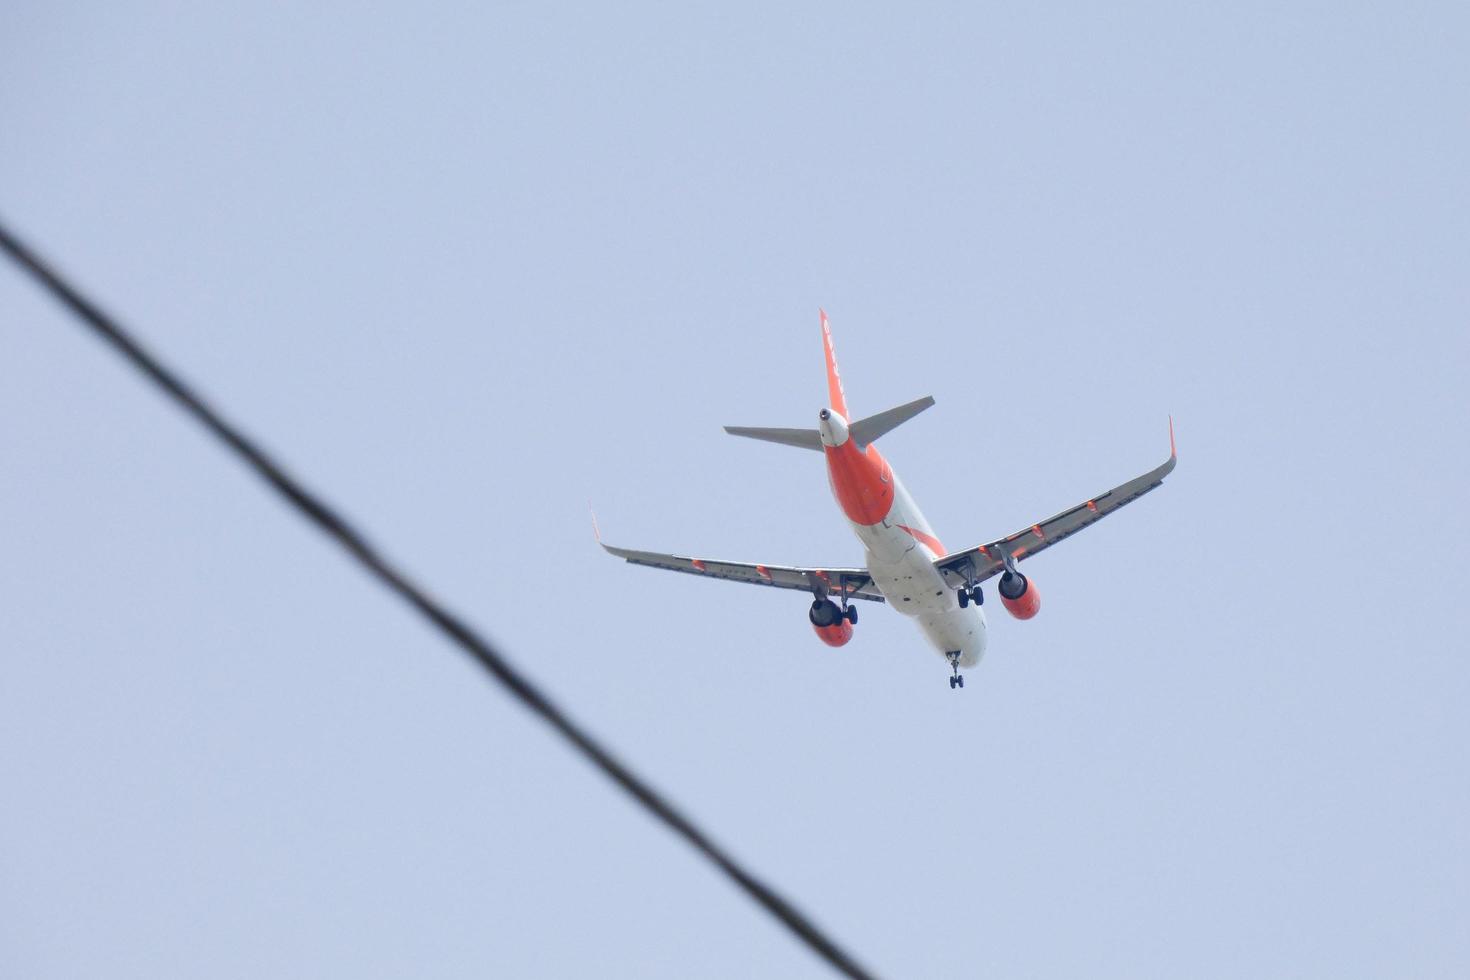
819,309,849,418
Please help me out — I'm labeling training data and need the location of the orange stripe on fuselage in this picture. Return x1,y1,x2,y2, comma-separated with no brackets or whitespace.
897,524,947,557
824,437,894,526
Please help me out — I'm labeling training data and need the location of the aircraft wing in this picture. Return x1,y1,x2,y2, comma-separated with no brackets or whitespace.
934,422,1177,587
599,542,886,603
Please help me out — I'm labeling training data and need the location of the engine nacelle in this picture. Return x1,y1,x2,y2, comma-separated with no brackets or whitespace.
809,598,854,647
998,571,1041,620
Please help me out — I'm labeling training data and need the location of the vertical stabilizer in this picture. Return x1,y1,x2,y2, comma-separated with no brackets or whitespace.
819,309,849,418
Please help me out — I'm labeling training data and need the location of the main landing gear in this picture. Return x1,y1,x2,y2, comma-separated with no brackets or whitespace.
812,577,859,624
946,651,964,690
956,561,984,609
832,577,858,625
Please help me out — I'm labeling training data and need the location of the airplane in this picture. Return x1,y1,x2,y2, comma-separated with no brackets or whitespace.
598,311,1176,689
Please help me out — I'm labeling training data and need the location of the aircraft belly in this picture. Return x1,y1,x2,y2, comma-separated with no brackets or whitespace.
865,532,948,616
848,464,986,669
855,515,912,565
920,607,986,667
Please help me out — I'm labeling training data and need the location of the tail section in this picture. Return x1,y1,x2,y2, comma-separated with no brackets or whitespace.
723,309,934,450
726,399,934,452
820,309,849,418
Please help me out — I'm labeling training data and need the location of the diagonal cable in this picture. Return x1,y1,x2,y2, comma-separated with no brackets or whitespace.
0,218,877,980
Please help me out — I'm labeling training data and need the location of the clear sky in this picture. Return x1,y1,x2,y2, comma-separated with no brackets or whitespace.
3,3,1467,977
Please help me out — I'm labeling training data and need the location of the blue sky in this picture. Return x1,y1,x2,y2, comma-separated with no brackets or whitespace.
3,3,1467,977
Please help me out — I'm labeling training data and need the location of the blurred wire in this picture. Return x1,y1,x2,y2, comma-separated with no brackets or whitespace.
0,218,878,980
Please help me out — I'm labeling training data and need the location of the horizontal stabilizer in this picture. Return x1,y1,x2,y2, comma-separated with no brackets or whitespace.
723,425,824,451
849,396,934,447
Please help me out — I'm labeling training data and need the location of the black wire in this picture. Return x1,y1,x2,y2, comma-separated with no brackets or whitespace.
0,219,878,980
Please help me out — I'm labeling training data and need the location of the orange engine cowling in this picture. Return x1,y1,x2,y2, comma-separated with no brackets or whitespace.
998,571,1041,620
809,598,855,647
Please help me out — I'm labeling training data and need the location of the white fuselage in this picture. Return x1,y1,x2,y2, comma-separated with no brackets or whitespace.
854,475,987,668
819,410,986,668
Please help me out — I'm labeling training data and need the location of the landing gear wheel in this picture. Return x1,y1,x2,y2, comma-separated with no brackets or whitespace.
957,675,965,688
971,587,984,606
949,676,958,689
957,589,970,609
844,605,858,625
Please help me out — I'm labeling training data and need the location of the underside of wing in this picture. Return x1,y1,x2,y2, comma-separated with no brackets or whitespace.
599,542,885,602
934,422,1177,588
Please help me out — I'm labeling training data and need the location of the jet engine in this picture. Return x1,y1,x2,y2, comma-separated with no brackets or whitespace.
809,598,855,647
997,571,1041,620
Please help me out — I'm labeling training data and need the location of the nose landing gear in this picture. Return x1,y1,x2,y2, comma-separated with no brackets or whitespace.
946,651,964,689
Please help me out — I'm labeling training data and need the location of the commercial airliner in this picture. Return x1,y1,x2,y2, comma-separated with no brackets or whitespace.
599,311,1176,688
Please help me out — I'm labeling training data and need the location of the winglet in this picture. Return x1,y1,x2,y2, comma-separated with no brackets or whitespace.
589,502,603,544
819,308,849,419
1168,415,1177,460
